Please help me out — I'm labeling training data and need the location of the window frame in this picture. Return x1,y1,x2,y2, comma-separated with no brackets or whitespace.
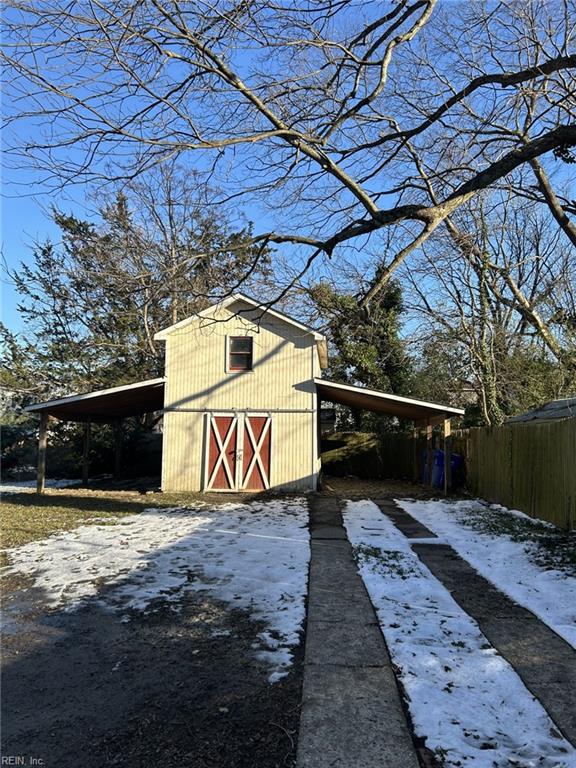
227,335,254,372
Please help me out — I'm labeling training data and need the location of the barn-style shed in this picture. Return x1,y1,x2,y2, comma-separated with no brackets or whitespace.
26,293,464,493
154,294,326,492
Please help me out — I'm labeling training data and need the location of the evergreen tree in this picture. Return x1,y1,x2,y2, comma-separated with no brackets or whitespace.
3,187,270,399
309,279,412,430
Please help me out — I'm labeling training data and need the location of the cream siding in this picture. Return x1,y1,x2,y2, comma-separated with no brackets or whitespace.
160,300,320,492
162,410,315,492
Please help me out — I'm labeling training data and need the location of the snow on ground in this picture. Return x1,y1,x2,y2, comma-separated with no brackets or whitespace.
3,499,310,681
343,500,576,768
0,478,82,493
396,498,576,649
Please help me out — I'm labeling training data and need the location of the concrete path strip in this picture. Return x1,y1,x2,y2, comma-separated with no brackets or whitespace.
296,497,420,768
378,501,576,747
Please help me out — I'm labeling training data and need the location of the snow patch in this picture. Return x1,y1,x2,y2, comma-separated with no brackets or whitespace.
4,499,310,681
344,500,576,768
396,498,576,648
1,478,82,493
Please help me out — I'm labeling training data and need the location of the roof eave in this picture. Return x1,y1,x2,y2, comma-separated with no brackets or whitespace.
24,378,166,413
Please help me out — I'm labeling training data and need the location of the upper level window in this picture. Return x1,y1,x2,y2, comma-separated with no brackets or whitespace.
229,336,253,371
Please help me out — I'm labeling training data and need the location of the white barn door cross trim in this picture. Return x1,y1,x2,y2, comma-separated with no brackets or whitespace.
205,413,272,491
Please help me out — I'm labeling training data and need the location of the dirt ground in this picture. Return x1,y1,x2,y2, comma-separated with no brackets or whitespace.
320,475,443,499
2,573,303,768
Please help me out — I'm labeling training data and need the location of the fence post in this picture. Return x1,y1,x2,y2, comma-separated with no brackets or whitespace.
82,420,91,488
443,418,452,495
114,419,123,479
426,421,433,486
412,427,419,482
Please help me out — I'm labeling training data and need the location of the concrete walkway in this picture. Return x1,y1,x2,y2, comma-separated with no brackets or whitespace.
296,497,420,768
376,500,576,746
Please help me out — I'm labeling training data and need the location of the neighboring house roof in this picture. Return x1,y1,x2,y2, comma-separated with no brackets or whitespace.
24,378,165,422
506,397,576,424
154,293,326,341
315,379,465,422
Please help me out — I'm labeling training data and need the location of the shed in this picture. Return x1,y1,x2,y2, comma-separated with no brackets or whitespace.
25,293,464,493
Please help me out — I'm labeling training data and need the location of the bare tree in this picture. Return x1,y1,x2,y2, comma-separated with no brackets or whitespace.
3,0,575,306
404,196,573,424
100,162,272,324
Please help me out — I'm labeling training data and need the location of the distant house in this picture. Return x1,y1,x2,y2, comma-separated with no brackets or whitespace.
26,294,463,493
507,397,576,424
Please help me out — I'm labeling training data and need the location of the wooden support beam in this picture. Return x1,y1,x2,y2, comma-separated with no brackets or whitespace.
426,422,433,486
114,420,123,479
82,420,91,488
443,418,452,495
412,427,419,483
414,413,451,428
36,412,49,494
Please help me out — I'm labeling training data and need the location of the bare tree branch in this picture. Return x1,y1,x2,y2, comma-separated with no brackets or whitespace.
529,157,576,248
2,0,575,309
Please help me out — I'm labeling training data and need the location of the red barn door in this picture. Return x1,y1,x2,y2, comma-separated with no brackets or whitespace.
204,413,272,491
206,415,239,491
242,415,272,490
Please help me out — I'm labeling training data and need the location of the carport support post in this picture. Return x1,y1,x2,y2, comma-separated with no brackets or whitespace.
114,420,123,479
36,412,49,494
412,426,419,482
443,418,452,495
426,422,433,486
82,420,91,488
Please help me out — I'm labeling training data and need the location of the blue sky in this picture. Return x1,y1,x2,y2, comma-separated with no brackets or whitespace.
2,192,56,332
2,161,93,332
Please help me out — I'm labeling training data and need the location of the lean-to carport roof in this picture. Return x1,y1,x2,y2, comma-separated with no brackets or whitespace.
25,376,463,424
314,379,464,423
24,378,165,422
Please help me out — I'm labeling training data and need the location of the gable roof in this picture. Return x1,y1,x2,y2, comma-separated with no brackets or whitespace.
154,293,325,341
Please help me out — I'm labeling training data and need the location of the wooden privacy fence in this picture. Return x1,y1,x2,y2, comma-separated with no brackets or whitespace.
373,418,575,529
455,418,576,530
